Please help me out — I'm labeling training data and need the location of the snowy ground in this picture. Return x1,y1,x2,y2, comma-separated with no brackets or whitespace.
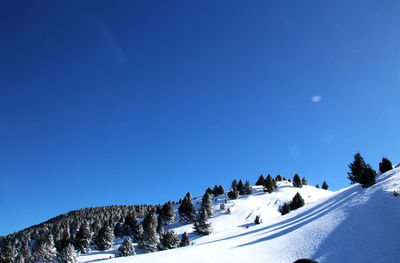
79,168,400,263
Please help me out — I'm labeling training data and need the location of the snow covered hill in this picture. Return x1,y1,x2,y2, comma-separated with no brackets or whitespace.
80,168,400,263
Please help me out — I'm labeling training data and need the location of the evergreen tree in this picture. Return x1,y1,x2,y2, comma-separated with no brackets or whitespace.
322,181,329,190
227,207,231,214
32,233,57,263
263,174,276,193
115,237,135,257
255,174,265,186
160,230,179,249
228,187,239,200
1,241,17,263
55,230,71,253
379,157,393,174
231,179,238,190
133,223,144,244
217,185,225,195
159,202,175,225
140,211,160,252
302,177,308,186
94,223,114,251
280,203,291,215
220,203,225,210
178,192,196,223
290,192,305,210
315,184,320,189
179,232,190,247
157,213,165,235
348,152,376,187
244,180,253,195
57,243,78,263
74,223,91,254
123,211,138,236
275,175,283,181
194,208,211,235
212,185,220,196
254,215,261,224
293,174,303,188
237,180,245,195
201,192,214,217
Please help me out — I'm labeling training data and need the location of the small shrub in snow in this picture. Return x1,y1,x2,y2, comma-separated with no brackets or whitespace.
315,184,320,189
220,203,225,210
393,191,400,197
227,207,231,214
254,215,261,224
302,177,308,185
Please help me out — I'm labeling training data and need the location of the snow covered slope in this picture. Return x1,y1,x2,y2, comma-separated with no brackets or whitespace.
80,168,400,263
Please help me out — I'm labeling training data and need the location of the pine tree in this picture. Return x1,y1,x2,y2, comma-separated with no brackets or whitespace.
133,223,144,244
115,237,135,257
360,167,376,188
140,211,160,252
179,232,190,247
94,223,114,250
201,192,214,217
379,157,393,174
263,174,276,193
231,179,238,190
193,208,211,235
315,184,320,188
160,230,179,249
348,152,376,187
123,211,138,236
220,203,225,210
2,241,18,263
302,177,308,185
157,213,165,235
237,180,245,195
159,202,175,225
244,180,253,195
228,187,239,200
275,175,283,181
322,181,328,190
56,230,71,253
178,192,196,223
280,203,291,215
217,185,225,195
290,192,305,210
293,174,303,188
255,174,265,185
32,233,57,262
74,223,91,254
57,243,78,263
254,215,261,224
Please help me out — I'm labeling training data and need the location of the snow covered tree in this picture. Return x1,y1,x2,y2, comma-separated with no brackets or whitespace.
1,241,18,263
159,202,175,225
194,208,211,235
123,211,138,236
228,187,239,200
254,215,261,224
244,180,253,195
160,230,179,249
74,223,91,254
302,177,308,186
157,213,165,235
179,232,190,247
379,157,393,174
322,181,329,190
115,237,135,257
255,174,265,185
293,174,303,188
348,152,376,187
290,192,305,210
263,174,276,193
178,192,196,223
32,233,57,262
57,243,78,263
94,223,114,250
201,192,213,217
140,211,160,252
133,223,144,243
280,203,290,215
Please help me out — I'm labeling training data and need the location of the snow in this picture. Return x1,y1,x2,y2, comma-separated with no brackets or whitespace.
79,168,400,263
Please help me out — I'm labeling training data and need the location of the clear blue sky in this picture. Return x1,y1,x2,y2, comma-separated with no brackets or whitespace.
1,0,399,236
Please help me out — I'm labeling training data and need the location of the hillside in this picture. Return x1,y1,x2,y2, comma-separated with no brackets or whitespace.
79,167,400,263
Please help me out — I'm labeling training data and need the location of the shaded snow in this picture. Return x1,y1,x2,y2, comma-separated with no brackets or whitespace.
80,168,400,263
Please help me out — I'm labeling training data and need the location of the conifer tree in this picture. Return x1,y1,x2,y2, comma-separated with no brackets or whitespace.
159,202,175,225
140,211,160,252
348,152,376,187
379,157,393,174
302,177,308,185
57,243,78,263
178,192,196,223
194,208,211,235
290,192,305,210
179,232,190,247
123,211,138,236
315,184,320,189
255,174,265,185
201,192,214,217
74,223,91,254
293,174,303,188
322,181,329,190
244,180,253,195
263,174,276,193
160,230,179,249
237,180,245,195
212,185,220,196
280,203,291,215
133,223,144,243
1,241,17,263
157,213,165,235
220,203,225,210
217,185,225,195
254,215,261,224
94,223,114,250
228,187,239,200
115,237,135,257
32,233,57,262
231,179,238,190
275,175,283,181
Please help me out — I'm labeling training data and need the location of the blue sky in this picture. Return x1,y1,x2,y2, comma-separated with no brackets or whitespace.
1,0,400,236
